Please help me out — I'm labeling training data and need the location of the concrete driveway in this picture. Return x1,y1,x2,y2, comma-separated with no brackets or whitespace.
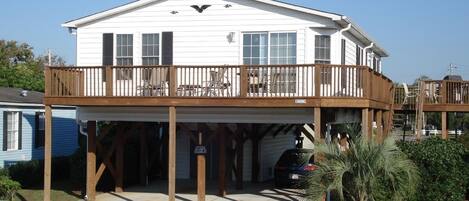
97,180,307,201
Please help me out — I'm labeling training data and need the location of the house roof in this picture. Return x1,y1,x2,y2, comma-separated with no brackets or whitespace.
0,87,44,105
62,0,388,57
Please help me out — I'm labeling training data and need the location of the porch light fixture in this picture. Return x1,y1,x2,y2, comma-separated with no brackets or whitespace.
227,32,235,43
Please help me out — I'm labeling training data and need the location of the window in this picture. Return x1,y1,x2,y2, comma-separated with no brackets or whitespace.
142,34,160,81
5,112,20,151
270,33,297,93
314,35,331,64
142,34,160,65
35,112,45,148
315,35,332,84
242,33,268,65
270,33,296,65
116,34,133,80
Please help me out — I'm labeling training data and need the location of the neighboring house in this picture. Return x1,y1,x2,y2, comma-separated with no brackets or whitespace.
0,87,78,168
43,0,394,200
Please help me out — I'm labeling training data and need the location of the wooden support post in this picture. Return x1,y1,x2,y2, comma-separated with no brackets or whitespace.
197,132,206,201
86,121,97,201
140,127,148,186
168,107,176,201
115,129,124,193
442,112,448,140
314,108,321,140
368,109,374,140
383,110,390,138
235,138,244,190
43,106,52,201
361,108,369,139
376,110,383,142
217,125,226,197
251,125,260,183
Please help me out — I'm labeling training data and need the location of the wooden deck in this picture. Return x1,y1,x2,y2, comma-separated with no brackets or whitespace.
44,64,393,109
42,64,395,201
394,80,469,112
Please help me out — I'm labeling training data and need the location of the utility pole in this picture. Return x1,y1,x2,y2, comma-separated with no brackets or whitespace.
48,49,52,66
448,63,457,75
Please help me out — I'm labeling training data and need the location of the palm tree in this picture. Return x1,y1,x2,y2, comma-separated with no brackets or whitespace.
306,137,420,201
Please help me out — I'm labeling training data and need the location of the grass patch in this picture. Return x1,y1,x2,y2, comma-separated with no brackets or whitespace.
14,180,84,201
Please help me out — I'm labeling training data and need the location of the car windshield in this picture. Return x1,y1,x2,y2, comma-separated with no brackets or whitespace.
277,151,313,166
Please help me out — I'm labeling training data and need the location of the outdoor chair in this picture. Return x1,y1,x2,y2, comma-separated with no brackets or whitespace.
204,68,231,97
402,83,417,105
139,68,168,96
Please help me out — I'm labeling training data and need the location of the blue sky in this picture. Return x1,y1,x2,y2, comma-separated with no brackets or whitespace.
0,0,468,83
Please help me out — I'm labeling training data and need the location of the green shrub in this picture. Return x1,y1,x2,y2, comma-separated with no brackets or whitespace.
0,175,21,201
399,138,468,201
7,157,72,188
0,168,8,177
307,137,420,201
69,146,86,187
8,160,42,188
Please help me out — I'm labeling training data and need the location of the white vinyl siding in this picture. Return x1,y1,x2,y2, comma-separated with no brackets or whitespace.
75,0,335,66
6,112,20,151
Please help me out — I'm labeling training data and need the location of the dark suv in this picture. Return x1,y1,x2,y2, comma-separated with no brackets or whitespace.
274,148,317,187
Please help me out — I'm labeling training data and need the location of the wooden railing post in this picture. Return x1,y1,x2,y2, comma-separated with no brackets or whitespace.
368,69,373,100
441,80,447,104
240,65,248,97
170,65,177,97
105,66,113,97
44,67,51,96
314,65,321,97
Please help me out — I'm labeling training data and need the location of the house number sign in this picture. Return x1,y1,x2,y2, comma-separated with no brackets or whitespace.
194,146,207,155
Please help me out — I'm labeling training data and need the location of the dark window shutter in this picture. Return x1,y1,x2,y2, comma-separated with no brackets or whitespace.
2,111,7,151
356,45,361,65
341,39,346,65
162,32,173,65
103,33,114,81
18,112,22,150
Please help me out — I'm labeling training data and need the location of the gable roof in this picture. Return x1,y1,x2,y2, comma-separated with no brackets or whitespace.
0,87,44,105
62,0,388,57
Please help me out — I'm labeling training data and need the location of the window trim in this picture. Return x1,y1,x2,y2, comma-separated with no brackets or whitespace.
142,33,161,66
5,111,20,151
242,31,298,94
115,34,134,80
314,35,331,64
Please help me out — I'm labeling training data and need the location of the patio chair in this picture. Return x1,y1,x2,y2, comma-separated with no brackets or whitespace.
139,68,168,96
204,68,231,97
402,83,417,105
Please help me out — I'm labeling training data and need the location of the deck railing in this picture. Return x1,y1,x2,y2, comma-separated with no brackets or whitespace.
394,80,469,106
44,64,393,104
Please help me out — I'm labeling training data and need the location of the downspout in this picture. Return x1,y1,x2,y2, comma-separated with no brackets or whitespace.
339,24,352,64
79,120,88,136
339,23,352,35
363,43,374,67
